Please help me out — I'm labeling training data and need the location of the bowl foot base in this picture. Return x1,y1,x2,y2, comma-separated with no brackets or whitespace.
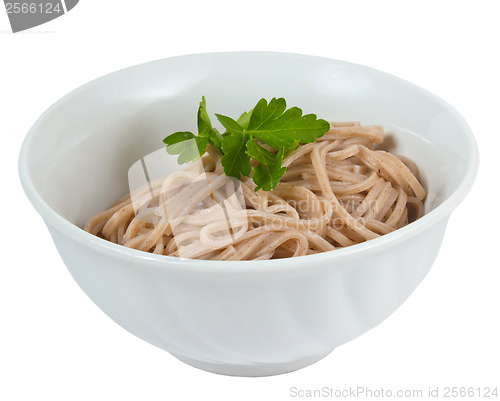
171,349,334,377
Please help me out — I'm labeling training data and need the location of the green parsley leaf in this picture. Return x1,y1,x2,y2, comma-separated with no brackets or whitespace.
197,96,223,152
163,97,221,163
163,96,329,191
252,148,287,192
236,109,253,130
215,114,244,135
248,98,287,129
246,98,329,149
284,139,300,157
245,139,275,165
163,132,208,164
221,132,251,179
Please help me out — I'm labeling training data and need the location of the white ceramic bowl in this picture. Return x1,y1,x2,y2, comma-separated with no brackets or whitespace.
18,52,478,376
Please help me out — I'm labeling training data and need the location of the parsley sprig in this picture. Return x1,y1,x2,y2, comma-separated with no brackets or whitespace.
163,97,330,191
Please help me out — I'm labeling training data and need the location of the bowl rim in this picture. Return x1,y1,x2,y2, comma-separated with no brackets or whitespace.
18,51,479,273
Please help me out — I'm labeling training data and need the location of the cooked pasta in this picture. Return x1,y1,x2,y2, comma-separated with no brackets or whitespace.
84,122,426,260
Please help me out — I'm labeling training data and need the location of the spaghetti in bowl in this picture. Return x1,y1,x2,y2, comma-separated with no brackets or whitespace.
18,52,478,376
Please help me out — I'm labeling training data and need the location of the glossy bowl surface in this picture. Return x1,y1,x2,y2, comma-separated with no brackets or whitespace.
19,52,478,376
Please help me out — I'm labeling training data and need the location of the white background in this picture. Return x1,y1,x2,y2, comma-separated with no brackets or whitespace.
1,1,499,400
